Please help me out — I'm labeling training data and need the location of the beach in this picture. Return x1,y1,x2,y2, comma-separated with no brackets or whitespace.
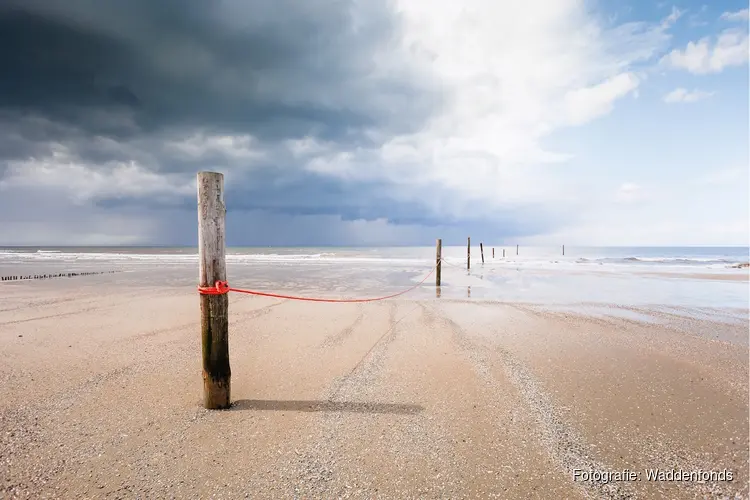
1,247,748,499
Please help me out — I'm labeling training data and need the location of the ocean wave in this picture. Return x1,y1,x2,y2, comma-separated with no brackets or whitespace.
0,249,744,269
0,251,432,265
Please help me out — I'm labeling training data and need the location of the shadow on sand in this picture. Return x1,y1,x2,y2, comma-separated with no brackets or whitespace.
230,399,423,415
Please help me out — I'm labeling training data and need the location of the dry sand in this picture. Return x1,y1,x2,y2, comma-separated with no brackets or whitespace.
0,282,747,499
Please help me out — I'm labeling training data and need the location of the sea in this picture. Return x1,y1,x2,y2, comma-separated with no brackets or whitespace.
0,246,748,312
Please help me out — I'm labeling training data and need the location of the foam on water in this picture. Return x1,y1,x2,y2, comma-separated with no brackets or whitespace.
0,245,747,268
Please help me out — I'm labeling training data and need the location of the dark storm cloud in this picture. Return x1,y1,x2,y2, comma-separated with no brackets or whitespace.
0,0,435,148
92,165,562,241
0,0,564,245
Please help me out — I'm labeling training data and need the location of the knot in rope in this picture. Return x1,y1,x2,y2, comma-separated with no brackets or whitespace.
198,280,230,295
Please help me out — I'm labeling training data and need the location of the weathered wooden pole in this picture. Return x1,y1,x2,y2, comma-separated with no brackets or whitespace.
467,237,471,270
562,245,565,256
197,171,231,409
492,247,495,259
435,238,442,287
516,244,519,255
480,243,484,263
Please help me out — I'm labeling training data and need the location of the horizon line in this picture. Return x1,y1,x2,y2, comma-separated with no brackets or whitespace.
1,244,748,249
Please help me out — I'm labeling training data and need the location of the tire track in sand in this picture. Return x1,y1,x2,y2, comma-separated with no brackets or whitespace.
0,306,107,326
501,303,746,499
318,305,365,348
421,303,637,500
293,301,420,498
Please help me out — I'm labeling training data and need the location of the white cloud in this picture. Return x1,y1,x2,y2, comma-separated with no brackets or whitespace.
661,28,749,74
662,6,684,27
519,159,750,246
301,0,671,217
520,180,749,246
564,73,641,125
720,9,749,22
0,146,195,204
165,134,266,162
663,87,715,103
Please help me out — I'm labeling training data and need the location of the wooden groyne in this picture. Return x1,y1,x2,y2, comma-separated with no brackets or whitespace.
1,270,119,281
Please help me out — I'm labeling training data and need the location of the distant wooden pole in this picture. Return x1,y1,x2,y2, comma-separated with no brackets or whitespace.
467,237,471,270
480,243,484,263
562,245,565,256
516,244,519,255
492,247,495,259
198,171,231,410
435,238,442,287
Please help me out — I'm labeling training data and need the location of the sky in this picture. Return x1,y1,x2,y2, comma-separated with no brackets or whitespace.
0,0,747,247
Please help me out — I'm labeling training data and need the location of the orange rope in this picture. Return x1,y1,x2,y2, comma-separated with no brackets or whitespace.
198,264,436,303
439,257,468,269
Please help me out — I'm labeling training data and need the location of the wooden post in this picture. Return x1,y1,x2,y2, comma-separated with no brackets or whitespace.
516,244,519,255
435,238,442,287
467,237,471,270
492,248,495,259
198,171,231,409
480,243,484,263
562,245,565,256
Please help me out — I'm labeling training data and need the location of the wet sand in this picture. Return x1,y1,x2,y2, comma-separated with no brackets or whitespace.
0,282,747,499
639,271,749,282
